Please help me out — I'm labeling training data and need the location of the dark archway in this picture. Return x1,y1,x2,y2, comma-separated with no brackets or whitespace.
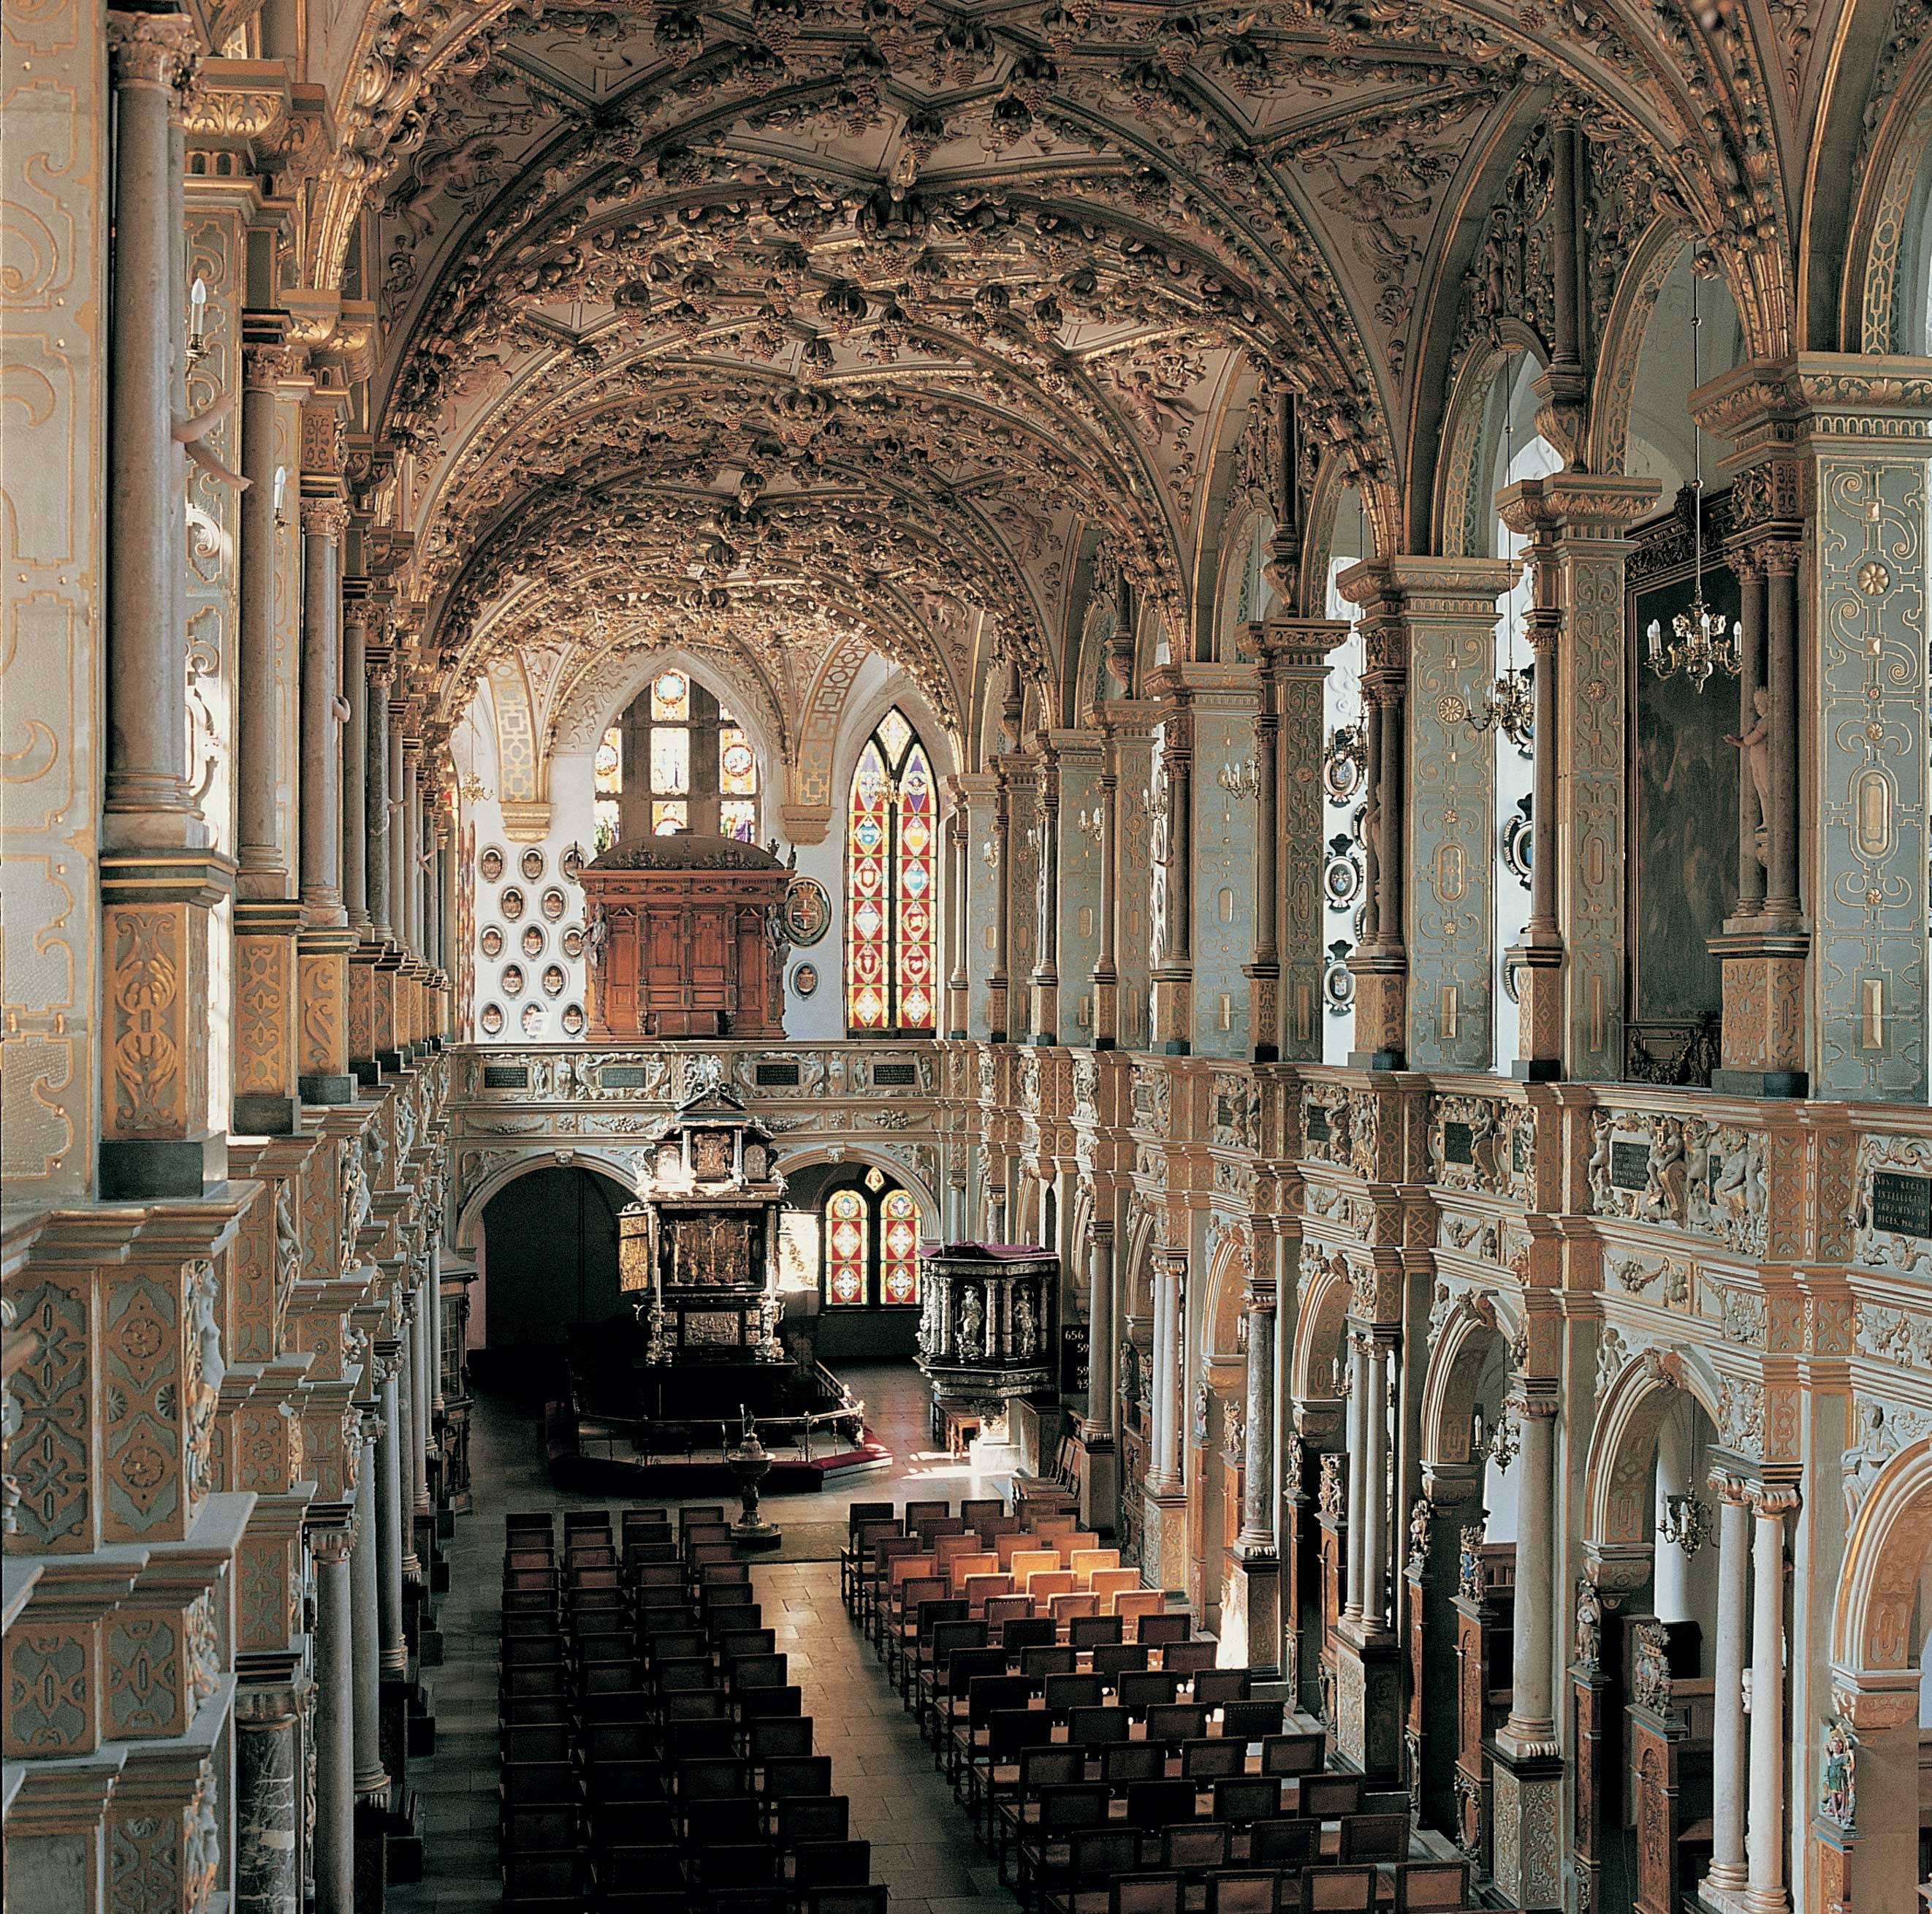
476,1166,629,1374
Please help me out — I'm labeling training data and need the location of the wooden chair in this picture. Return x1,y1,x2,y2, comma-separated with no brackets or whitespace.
1051,1590,1100,1627
1092,1569,1144,1614
1206,1870,1284,1914
1026,1569,1077,1603
964,1572,1013,1617
948,1549,999,1594
1335,1812,1408,1865
1011,1549,1061,1588
1070,1548,1122,1588
1298,1866,1374,1911
1389,1859,1472,1910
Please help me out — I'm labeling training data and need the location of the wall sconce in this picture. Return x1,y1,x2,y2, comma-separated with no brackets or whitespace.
981,836,1000,872
1217,992,1233,1031
186,275,209,368
1217,756,1260,801
1076,994,1092,1030
271,465,288,528
1073,804,1103,843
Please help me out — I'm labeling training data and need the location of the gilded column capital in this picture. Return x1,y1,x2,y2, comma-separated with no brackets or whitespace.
107,10,199,90
300,498,349,540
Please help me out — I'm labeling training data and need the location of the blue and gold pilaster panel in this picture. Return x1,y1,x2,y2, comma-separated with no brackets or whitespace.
1186,669,1261,1060
1269,621,1351,1062
1395,563,1515,1071
1052,739,1103,1044
1817,449,1929,1099
958,774,999,1039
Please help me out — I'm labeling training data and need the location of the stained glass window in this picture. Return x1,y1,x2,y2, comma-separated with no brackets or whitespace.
881,1189,920,1305
845,709,938,1036
601,677,760,841
651,670,691,721
825,1188,867,1306
821,1174,921,1307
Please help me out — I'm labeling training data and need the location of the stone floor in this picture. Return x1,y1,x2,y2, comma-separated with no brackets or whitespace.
391,1362,1012,1912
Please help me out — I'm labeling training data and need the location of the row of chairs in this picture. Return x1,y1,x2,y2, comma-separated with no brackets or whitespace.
842,1498,1495,1914
495,1505,885,1913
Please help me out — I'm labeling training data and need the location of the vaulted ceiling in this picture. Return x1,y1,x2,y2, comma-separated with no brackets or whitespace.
286,0,1911,762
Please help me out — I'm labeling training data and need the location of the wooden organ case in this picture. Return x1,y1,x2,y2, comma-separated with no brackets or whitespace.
582,834,788,1038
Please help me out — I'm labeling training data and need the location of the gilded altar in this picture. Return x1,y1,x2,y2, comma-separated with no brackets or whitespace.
617,1082,787,1362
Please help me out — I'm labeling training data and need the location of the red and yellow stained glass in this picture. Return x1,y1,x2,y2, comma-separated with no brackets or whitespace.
881,1189,920,1305
845,710,938,1036
826,1188,867,1305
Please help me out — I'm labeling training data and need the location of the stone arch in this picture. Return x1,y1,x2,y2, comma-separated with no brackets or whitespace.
1122,1202,1163,1322
1419,1292,1522,1473
769,1142,944,1243
1433,322,1548,561
452,1147,642,1251
543,642,788,811
1581,1345,1723,1593
1587,216,1692,476
1201,1220,1254,1367
792,627,879,821
1835,1435,1932,1679
1290,1244,1352,1408
1848,80,1932,355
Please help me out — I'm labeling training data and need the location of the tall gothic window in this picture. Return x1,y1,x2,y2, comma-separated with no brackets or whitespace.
597,669,761,849
821,1166,921,1307
845,707,936,1036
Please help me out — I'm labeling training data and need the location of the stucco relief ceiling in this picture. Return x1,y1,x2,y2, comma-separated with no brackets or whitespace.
341,0,1826,746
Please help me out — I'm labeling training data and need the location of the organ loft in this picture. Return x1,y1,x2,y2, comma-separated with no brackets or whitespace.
7,4,1932,1913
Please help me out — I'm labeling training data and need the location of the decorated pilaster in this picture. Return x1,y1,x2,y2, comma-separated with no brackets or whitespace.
1695,359,1932,1099
1147,674,1195,1055
1744,1483,1800,1914
943,781,970,1038
1333,565,1407,1068
987,762,1013,1044
354,643,399,1080
1029,744,1061,1041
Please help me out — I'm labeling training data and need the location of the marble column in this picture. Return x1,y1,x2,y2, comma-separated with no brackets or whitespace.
235,336,291,890
299,503,347,924
387,717,408,960
403,749,424,959
411,1286,433,1520
1746,1486,1798,1913
1360,1339,1391,1631
1087,1223,1117,1439
378,1350,411,1668
102,10,199,843
1499,1395,1560,1755
341,590,370,938
1149,1254,1184,1495
235,1660,305,1914
1706,1476,1752,1896
1239,1291,1277,1548
1246,648,1282,1062
1092,722,1121,1049
351,1413,388,1806
365,661,395,946
1342,1337,1369,1623
311,1522,357,1914
1030,746,1061,1041
297,498,354,1105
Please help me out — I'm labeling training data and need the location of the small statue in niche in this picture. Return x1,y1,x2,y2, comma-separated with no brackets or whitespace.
1724,686,1771,860
1119,1341,1140,1408
1820,1717,1857,1830
1012,1288,1038,1359
958,1286,985,1359
1575,1579,1603,1676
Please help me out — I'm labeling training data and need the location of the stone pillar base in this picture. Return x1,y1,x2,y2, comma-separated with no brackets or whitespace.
1076,1429,1119,1536
1711,929,1809,1097
1332,1630,1403,1780
1226,1546,1282,1680
1140,1489,1188,1594
1508,940,1564,1080
298,929,357,1105
1486,1742,1564,1911
99,1129,229,1200
1345,952,1406,1070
